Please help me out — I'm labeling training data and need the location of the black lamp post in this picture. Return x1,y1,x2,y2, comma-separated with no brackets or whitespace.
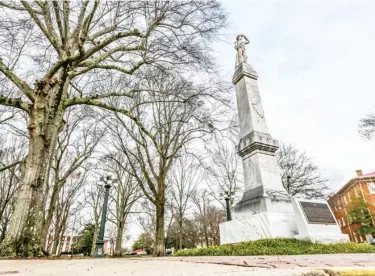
220,190,235,221
95,175,117,257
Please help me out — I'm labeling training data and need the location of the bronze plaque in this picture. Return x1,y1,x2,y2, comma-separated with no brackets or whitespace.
299,201,336,224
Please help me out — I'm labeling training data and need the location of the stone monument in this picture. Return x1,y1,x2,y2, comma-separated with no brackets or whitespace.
219,35,348,244
292,197,348,243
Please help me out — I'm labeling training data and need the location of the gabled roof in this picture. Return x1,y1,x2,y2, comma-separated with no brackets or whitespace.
363,171,375,178
330,171,375,199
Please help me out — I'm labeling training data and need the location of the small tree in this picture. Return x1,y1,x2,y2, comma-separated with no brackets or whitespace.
101,153,142,257
165,218,198,250
75,223,95,256
168,155,200,250
348,197,375,238
132,233,153,254
277,143,329,199
191,190,225,247
204,142,243,207
359,112,375,139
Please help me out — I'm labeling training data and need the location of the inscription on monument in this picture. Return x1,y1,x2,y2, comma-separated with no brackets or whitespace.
299,201,336,224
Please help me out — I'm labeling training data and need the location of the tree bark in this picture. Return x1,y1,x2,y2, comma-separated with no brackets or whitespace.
155,202,165,257
0,117,49,256
178,219,183,250
0,216,10,243
114,220,124,256
0,71,69,257
204,224,209,248
90,222,99,256
51,230,61,256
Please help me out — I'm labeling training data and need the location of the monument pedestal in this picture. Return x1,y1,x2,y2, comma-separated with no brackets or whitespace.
292,198,349,244
220,211,297,244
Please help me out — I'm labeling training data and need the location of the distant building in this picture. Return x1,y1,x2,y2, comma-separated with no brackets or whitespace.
46,235,76,255
328,170,375,243
46,235,112,256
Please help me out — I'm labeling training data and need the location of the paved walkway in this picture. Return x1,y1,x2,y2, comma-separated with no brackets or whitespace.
0,254,374,276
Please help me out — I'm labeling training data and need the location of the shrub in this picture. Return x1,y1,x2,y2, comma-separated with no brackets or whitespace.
174,238,375,256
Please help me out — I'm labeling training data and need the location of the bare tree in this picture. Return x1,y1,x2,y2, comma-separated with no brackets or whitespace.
102,153,142,256
359,112,375,139
191,189,225,247
168,155,201,250
136,199,156,251
277,143,329,199
82,181,104,257
0,1,227,256
50,173,88,256
204,141,243,208
106,70,230,256
0,137,25,242
0,133,26,173
41,109,103,252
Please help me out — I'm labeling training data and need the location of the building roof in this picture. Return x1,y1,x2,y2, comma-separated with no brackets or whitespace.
363,171,375,178
330,170,375,199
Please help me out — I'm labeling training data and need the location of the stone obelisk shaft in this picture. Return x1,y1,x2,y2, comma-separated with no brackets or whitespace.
232,63,289,216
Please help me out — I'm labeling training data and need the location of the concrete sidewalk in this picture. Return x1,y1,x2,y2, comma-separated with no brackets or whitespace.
0,254,374,276
167,253,375,269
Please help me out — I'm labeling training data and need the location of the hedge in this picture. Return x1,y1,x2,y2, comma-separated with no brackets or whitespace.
174,238,375,256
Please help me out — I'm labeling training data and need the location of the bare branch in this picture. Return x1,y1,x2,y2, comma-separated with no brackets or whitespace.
0,60,34,102
0,95,29,113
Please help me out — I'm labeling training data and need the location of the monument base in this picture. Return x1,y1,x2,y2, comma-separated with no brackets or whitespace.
219,196,350,245
294,234,350,244
219,211,298,245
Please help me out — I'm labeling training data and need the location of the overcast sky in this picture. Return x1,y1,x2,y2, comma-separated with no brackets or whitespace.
213,0,375,191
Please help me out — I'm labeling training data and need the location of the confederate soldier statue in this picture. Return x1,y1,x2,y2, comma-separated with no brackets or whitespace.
234,34,249,67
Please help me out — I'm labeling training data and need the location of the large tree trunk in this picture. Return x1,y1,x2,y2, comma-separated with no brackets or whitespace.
90,221,99,256
0,123,50,256
114,220,124,256
0,216,10,243
203,224,209,248
178,219,183,250
155,202,165,257
52,229,62,256
0,72,69,257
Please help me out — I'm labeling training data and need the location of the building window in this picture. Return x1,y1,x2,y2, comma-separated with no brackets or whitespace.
336,199,342,209
368,182,375,194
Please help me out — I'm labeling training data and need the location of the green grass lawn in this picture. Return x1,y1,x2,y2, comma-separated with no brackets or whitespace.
174,238,375,256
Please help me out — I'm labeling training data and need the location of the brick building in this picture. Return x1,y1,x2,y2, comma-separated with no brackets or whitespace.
328,170,375,243
46,235,112,255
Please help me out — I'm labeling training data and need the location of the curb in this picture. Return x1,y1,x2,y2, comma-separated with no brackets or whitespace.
305,268,375,276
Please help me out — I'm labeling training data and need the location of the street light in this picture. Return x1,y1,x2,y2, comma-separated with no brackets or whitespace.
220,190,236,221
95,174,117,257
